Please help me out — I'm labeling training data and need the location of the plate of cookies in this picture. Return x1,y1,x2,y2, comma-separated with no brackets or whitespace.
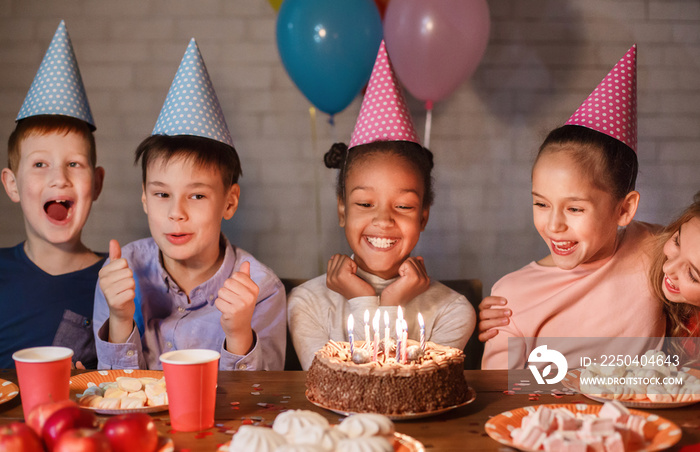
70,370,168,415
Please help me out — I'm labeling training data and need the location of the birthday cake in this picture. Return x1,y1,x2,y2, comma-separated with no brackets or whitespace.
306,339,469,415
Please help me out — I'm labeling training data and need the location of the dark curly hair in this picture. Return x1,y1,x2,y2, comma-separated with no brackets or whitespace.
324,140,435,208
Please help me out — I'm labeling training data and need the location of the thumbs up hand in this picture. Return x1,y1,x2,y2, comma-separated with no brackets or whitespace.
98,239,136,343
215,261,258,355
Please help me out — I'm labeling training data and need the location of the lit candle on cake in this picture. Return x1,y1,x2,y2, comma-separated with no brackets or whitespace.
417,312,425,354
401,319,408,364
364,309,370,348
395,318,402,363
372,310,380,362
383,311,390,359
347,314,354,356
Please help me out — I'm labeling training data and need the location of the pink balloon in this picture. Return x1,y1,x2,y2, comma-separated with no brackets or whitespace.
384,0,490,105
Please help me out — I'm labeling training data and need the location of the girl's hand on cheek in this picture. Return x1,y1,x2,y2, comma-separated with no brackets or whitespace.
326,254,375,300
380,256,430,306
477,296,511,342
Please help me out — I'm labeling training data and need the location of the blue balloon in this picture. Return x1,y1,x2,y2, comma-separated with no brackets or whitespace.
276,0,383,116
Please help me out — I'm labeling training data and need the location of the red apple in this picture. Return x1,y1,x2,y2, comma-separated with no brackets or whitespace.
0,422,44,452
42,405,98,451
53,429,111,452
103,413,158,452
26,399,77,436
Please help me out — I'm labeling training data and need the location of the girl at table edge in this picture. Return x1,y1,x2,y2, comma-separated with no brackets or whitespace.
287,41,476,370
648,195,700,365
479,44,666,370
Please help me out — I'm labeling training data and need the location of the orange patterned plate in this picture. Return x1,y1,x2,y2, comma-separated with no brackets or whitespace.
562,368,700,409
0,378,19,405
485,403,681,451
218,431,424,452
70,370,167,415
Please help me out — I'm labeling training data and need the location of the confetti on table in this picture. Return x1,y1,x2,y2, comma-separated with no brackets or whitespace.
242,419,254,425
528,397,539,401
503,390,515,395
230,401,240,406
280,400,289,403
251,391,261,395
282,395,291,399
195,432,214,439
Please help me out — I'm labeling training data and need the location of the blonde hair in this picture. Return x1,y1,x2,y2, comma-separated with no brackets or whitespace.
649,194,700,363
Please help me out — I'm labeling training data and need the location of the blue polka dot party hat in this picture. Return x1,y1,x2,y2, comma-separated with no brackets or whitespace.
17,20,95,129
152,38,233,148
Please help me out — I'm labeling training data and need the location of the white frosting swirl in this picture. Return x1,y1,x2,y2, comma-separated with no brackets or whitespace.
335,437,393,452
337,414,395,439
229,426,286,452
273,410,330,442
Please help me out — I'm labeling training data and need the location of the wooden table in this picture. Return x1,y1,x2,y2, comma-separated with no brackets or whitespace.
0,369,698,451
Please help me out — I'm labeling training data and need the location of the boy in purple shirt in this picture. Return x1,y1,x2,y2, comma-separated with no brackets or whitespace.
93,39,285,370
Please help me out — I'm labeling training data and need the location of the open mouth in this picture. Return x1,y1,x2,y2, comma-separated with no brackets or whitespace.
44,200,74,222
366,236,398,249
551,240,577,255
664,275,681,294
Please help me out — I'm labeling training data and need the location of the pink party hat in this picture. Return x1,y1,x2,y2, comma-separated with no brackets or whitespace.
565,45,637,152
349,41,419,148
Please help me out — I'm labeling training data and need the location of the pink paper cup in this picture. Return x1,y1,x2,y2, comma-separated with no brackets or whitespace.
160,349,220,432
12,346,73,419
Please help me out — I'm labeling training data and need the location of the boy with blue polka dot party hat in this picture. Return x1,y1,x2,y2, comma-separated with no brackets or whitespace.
0,20,105,369
93,39,286,371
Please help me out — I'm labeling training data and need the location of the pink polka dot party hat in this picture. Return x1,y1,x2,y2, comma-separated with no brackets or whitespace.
17,20,95,129
152,38,234,148
349,40,420,149
565,44,637,152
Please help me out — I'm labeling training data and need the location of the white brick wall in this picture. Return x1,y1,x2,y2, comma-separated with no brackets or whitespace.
1,0,698,293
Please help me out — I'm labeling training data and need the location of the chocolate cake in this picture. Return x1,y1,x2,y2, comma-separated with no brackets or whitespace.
306,339,470,415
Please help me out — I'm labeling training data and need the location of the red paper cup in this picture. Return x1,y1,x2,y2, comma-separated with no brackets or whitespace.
160,349,220,432
12,346,73,419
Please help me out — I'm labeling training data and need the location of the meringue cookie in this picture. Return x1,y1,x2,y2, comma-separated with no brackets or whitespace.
337,414,395,439
229,426,287,452
272,410,330,442
275,445,325,452
292,425,347,451
335,436,393,452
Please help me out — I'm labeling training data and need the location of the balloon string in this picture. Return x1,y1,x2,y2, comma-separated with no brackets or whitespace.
310,107,324,274
424,104,433,149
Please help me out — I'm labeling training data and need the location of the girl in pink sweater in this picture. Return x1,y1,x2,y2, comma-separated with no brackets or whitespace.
480,46,666,369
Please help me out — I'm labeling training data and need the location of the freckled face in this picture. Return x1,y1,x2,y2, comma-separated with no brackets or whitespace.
338,153,429,280
662,217,700,307
531,149,626,270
